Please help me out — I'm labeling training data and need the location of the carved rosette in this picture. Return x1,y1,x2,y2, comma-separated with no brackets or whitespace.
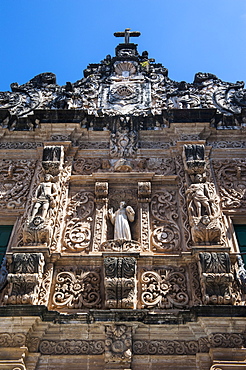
105,324,132,364
63,191,94,253
141,266,189,308
52,269,101,309
150,190,181,252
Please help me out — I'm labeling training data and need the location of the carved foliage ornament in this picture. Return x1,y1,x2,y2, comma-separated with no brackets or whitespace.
63,191,94,252
52,269,101,309
110,128,138,158
141,266,189,308
150,190,181,251
212,159,246,209
39,339,104,355
0,159,36,209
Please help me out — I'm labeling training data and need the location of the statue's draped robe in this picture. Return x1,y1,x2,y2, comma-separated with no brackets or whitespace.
111,207,134,240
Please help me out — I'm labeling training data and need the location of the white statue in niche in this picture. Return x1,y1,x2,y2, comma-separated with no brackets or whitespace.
108,201,135,240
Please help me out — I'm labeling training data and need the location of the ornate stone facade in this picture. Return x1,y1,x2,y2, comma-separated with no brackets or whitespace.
0,30,245,370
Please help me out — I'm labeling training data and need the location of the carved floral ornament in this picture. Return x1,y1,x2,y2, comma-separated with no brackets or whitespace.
52,269,101,309
0,159,36,209
63,191,94,252
141,266,189,308
150,190,181,252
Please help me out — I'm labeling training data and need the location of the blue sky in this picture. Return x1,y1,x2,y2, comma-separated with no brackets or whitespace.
1,0,246,91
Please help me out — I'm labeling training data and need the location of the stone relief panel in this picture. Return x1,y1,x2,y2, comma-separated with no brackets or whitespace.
63,190,94,253
110,127,138,158
212,159,246,209
150,189,181,252
39,339,105,355
52,268,101,309
105,324,132,365
72,156,176,175
0,159,36,210
4,253,44,305
140,266,189,309
198,252,238,305
104,256,137,309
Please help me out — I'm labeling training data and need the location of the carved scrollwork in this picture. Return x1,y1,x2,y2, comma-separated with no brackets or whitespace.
150,190,181,252
39,339,105,355
64,221,91,252
0,159,36,209
52,270,101,309
72,158,102,175
63,191,94,252
0,333,26,347
101,239,141,252
141,266,189,308
110,128,138,158
212,159,246,209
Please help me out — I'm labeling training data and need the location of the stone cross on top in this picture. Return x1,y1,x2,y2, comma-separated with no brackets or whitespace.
114,28,141,44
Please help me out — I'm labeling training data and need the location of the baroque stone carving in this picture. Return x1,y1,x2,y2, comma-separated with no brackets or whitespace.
110,127,138,158
199,252,236,304
23,173,59,245
0,258,8,292
104,257,136,308
141,266,189,308
0,333,26,347
63,191,94,252
105,324,132,364
150,190,181,251
133,333,244,355
108,201,135,240
52,269,101,309
0,159,36,209
101,239,141,252
4,253,44,305
39,339,105,355
72,158,102,175
42,145,64,176
2,39,246,120
186,174,221,244
212,159,246,209
183,144,205,174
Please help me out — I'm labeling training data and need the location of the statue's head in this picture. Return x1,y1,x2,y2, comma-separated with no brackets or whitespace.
194,174,203,183
120,201,126,209
44,174,52,182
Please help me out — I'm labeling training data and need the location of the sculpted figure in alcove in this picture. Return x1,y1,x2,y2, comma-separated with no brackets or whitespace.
108,201,135,240
31,174,58,222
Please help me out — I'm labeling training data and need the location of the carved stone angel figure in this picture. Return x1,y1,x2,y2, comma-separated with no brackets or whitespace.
108,201,135,240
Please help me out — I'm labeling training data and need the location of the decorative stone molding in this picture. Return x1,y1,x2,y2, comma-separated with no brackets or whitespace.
133,333,244,355
104,257,137,309
39,339,104,355
101,240,141,252
52,269,101,309
0,332,26,347
141,266,189,308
